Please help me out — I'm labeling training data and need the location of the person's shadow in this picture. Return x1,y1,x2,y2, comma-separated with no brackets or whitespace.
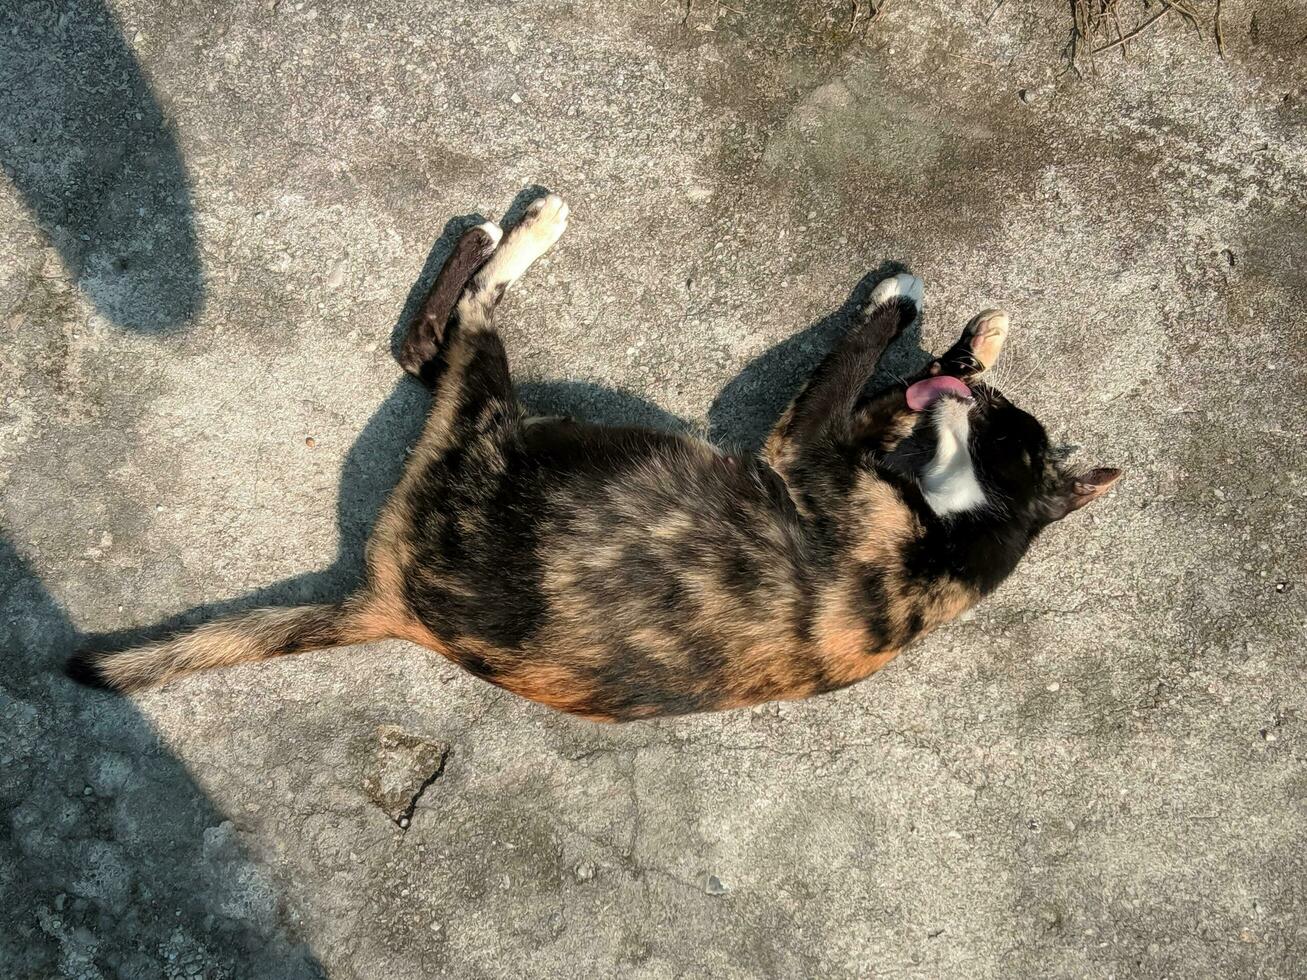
0,4,316,976
0,1,203,332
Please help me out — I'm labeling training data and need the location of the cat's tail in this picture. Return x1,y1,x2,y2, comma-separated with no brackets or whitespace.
65,598,390,692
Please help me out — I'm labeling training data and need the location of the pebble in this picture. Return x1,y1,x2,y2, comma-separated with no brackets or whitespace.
574,861,596,882
1046,682,1060,693
702,874,729,895
325,259,346,290
305,436,316,448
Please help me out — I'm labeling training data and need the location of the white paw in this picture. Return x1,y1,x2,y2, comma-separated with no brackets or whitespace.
869,272,924,311
475,195,569,289
520,194,569,248
478,221,504,247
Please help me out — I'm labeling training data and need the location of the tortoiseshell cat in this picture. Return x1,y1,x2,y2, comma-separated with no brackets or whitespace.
69,194,1120,721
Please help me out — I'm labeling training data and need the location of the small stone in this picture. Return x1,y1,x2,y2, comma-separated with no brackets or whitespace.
1046,682,1060,693
1018,88,1031,103
574,861,596,881
325,259,346,290
702,874,729,895
510,92,522,104
361,725,450,826
1275,581,1292,593
305,436,316,447
1261,730,1278,743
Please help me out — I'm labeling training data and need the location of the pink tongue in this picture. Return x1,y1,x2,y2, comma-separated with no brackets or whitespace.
905,375,972,411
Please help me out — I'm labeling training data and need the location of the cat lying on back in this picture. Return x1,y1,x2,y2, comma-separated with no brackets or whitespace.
68,194,1120,721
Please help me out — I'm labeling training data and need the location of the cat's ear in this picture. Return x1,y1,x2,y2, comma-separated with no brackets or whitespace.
1049,467,1122,519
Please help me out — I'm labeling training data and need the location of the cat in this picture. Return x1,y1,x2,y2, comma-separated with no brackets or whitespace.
67,194,1120,721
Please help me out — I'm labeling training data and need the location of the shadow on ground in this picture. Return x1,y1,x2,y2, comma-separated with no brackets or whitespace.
0,0,202,332
0,540,324,977
0,5,317,975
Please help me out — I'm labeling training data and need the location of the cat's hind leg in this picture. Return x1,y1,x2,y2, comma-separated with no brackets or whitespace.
416,194,569,442
405,194,569,461
455,193,569,330
399,221,503,384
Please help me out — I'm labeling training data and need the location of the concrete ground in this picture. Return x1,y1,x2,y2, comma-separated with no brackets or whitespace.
2,0,1305,976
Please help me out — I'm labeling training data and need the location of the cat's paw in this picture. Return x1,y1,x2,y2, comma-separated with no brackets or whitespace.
868,272,924,312
476,220,505,249
474,194,569,290
515,194,569,253
963,309,1009,371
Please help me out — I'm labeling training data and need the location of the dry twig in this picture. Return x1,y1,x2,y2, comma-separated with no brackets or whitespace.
1069,0,1227,70
1092,6,1171,54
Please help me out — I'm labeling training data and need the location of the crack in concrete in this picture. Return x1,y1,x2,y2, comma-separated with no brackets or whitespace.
361,726,451,829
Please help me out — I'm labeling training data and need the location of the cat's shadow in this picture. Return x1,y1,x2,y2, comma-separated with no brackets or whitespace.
83,232,936,654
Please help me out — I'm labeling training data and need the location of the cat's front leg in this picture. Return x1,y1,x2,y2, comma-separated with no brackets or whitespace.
850,309,1010,452
929,309,1009,380
763,273,923,482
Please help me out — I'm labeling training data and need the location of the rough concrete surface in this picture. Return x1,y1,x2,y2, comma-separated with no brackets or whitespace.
2,0,1305,977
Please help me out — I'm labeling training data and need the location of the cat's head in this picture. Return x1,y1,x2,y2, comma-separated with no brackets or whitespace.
886,373,1121,533
870,302,1121,543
